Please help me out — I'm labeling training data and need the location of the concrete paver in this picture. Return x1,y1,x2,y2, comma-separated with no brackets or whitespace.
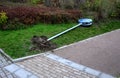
4,64,39,78
4,64,21,73
53,29,120,76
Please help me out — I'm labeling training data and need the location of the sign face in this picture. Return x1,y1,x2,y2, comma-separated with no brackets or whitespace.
78,18,93,26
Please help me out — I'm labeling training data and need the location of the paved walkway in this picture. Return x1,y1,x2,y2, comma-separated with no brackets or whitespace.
16,53,97,78
53,29,120,76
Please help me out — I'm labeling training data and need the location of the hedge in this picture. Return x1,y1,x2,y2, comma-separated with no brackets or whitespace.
0,6,82,30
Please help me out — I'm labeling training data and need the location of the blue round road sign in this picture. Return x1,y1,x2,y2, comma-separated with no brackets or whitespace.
78,18,93,26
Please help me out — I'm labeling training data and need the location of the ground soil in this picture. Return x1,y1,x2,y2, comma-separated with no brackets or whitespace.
30,35,57,51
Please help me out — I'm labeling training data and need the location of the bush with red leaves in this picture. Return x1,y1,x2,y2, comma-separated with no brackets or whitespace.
0,6,82,30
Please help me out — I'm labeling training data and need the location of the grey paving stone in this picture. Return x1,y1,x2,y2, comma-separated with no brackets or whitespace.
4,64,20,73
3,64,38,78
14,69,32,78
29,75,38,78
85,67,101,76
0,72,6,77
99,73,115,78
46,53,86,71
0,68,18,78
7,74,16,78
68,62,86,71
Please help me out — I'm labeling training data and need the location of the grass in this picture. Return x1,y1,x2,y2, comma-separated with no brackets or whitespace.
0,19,120,58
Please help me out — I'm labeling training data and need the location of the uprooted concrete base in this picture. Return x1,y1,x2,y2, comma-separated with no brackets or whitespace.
30,35,57,51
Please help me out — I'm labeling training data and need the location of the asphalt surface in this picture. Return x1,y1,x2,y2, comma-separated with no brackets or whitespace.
54,29,120,76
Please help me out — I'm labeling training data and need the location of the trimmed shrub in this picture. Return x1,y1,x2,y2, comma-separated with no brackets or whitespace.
0,6,82,24
108,0,120,19
117,3,120,18
11,0,27,3
0,12,8,25
79,0,120,21
0,6,82,30
31,0,43,4
112,1,120,18
0,11,8,30
6,21,29,30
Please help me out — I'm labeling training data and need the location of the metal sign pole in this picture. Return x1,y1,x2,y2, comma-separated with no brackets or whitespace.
47,23,82,41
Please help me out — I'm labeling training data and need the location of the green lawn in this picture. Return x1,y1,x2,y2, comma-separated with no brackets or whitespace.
0,19,120,58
